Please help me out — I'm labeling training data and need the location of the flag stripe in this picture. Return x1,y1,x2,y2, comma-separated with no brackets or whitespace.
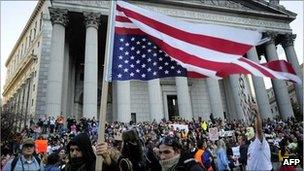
117,4,253,55
115,22,241,62
115,27,145,35
262,60,297,74
116,16,132,22
238,58,275,78
117,1,262,46
112,1,301,84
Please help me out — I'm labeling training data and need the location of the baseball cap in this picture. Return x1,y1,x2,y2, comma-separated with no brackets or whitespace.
22,138,35,146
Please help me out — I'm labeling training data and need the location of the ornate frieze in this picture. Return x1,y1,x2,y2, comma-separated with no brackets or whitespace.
51,0,291,32
199,0,251,10
49,7,68,27
83,12,100,29
281,33,296,48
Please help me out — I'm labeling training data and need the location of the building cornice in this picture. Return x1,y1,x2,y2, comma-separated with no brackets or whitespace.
5,0,44,66
3,54,36,97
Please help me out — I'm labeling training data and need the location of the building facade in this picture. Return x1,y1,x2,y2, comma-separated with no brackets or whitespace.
267,64,303,116
2,0,302,126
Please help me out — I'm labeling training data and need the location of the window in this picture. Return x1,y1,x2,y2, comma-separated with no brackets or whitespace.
31,99,34,106
33,84,35,91
25,37,28,51
39,13,43,31
37,41,40,47
21,44,24,56
29,29,32,43
271,108,273,113
34,21,37,37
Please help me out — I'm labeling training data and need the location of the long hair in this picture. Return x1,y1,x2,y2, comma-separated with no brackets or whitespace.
216,139,226,151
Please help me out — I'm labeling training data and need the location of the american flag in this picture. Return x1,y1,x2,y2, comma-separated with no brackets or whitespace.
110,1,301,84
112,34,188,81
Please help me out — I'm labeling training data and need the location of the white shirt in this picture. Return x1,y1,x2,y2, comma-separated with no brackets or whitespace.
247,136,272,171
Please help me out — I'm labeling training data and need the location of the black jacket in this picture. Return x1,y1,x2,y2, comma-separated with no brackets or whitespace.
66,133,96,171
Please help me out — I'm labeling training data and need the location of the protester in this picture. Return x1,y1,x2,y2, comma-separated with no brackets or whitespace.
1,111,303,171
216,139,230,171
246,105,272,171
157,135,204,171
44,153,60,171
65,133,96,171
2,138,43,171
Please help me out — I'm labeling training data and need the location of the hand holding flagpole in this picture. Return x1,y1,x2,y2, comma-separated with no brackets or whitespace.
96,1,116,171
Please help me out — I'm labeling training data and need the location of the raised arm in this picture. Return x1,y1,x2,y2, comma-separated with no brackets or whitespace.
252,104,263,141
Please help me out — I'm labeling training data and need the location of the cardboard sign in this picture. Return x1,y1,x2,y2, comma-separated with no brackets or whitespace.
208,127,219,141
232,146,240,166
35,140,48,154
169,124,189,133
219,130,234,137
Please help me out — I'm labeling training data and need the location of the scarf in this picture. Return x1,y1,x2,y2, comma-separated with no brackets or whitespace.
159,154,180,171
69,157,85,171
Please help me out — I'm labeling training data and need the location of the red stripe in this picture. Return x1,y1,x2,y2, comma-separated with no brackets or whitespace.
116,16,132,22
216,63,251,77
115,27,145,35
147,34,251,74
117,5,252,55
187,72,207,78
262,60,296,74
239,58,275,78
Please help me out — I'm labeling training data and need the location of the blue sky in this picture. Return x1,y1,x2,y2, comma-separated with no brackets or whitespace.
1,1,303,96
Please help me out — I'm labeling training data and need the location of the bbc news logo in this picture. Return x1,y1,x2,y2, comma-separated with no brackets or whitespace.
282,158,301,166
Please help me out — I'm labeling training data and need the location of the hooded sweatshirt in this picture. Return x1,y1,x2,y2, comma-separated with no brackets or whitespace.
66,133,96,171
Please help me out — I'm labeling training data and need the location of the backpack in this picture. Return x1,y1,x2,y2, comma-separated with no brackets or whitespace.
11,155,41,171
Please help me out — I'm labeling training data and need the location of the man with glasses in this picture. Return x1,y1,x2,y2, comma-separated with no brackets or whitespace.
157,136,204,171
2,138,43,171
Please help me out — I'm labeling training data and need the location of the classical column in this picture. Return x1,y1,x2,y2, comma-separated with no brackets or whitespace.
19,85,26,129
24,76,32,127
148,79,164,122
61,41,70,115
46,8,68,117
265,32,294,119
246,46,272,119
281,33,303,110
83,12,99,119
206,78,224,120
20,84,26,115
117,81,131,122
175,77,193,120
228,75,244,120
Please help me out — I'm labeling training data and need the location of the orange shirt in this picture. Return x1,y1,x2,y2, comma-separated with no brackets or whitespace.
194,149,204,166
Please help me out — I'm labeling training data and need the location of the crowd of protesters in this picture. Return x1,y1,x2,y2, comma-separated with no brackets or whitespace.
1,109,303,171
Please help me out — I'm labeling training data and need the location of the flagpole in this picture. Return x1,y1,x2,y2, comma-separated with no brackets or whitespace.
96,1,116,170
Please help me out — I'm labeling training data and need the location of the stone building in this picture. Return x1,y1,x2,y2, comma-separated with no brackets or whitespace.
267,64,303,116
2,0,302,127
